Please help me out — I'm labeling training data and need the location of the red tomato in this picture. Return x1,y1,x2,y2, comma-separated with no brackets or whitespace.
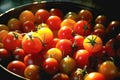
42,57,59,74
74,49,90,68
58,26,74,39
22,33,42,54
2,31,22,51
50,8,63,19
35,9,50,24
46,15,62,30
24,64,40,80
56,39,73,56
84,72,106,80
83,35,103,54
74,20,91,36
52,73,70,80
7,60,26,76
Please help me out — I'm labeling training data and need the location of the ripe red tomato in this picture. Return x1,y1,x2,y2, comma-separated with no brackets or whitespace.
84,72,106,80
83,35,103,54
74,20,91,36
60,56,77,74
7,60,26,76
42,57,59,74
46,15,62,30
95,15,107,25
74,49,90,68
51,73,70,80
58,26,74,39
24,64,40,80
56,39,73,56
35,9,50,24
2,31,23,51
22,33,42,54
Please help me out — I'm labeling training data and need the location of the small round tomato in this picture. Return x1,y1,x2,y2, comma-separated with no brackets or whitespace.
56,39,73,56
24,64,40,80
74,49,90,68
84,72,106,80
0,30,8,42
83,35,103,54
74,20,91,36
52,73,70,80
46,15,62,30
58,26,74,40
42,57,59,74
19,10,35,23
95,15,107,25
60,56,77,74
98,60,119,80
0,24,9,31
7,60,26,76
35,9,50,24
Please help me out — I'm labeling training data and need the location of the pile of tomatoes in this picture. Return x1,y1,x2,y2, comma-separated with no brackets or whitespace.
0,7,120,80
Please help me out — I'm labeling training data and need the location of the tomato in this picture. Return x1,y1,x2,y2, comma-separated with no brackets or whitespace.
83,35,103,54
24,64,40,80
37,27,54,43
95,15,107,25
13,48,26,61
19,10,35,23
42,57,59,74
46,15,62,30
74,20,91,36
84,72,106,80
2,31,23,51
98,60,119,80
78,9,93,22
22,33,42,54
51,73,70,80
50,8,63,19
58,26,74,40
93,23,105,30
74,49,90,68
7,60,26,76
0,30,8,42
8,18,22,31
56,39,73,56
60,18,76,29
22,21,36,33
35,9,50,24
0,24,9,31
60,56,76,74
44,48,63,62
64,12,78,21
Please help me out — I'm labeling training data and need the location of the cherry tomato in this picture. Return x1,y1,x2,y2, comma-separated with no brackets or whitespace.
2,31,23,51
50,8,63,19
84,72,106,80
95,15,107,25
46,15,62,30
8,18,22,31
42,57,59,74
52,73,70,80
74,20,91,36
0,24,9,31
19,10,35,23
24,64,40,80
35,9,50,24
98,60,119,80
83,35,103,54
56,39,72,56
93,23,105,30
74,49,90,68
78,9,93,22
58,26,74,40
22,33,42,54
64,12,78,21
60,56,76,74
7,60,26,76
0,30,8,42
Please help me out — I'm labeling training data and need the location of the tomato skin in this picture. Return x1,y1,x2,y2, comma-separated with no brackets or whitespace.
56,39,72,56
84,72,106,80
7,60,26,76
83,35,103,54
74,20,91,36
2,31,22,51
42,57,59,74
